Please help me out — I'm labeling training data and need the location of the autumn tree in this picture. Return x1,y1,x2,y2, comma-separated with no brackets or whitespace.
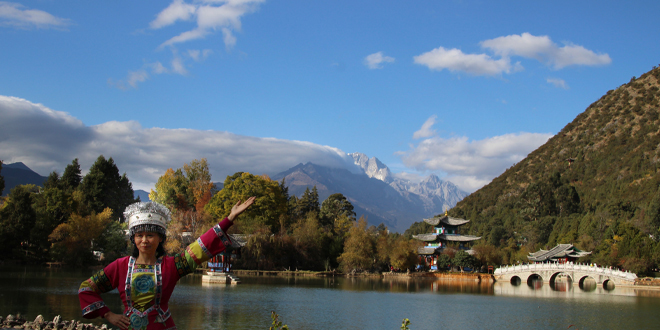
389,236,420,271
150,168,189,210
49,208,114,266
205,172,288,233
291,211,332,270
337,217,374,273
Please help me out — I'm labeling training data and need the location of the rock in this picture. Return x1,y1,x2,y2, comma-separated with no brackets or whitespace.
53,315,61,325
34,315,45,324
6,314,15,322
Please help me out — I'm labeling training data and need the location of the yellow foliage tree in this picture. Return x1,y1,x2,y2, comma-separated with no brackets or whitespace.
49,208,113,266
337,217,374,273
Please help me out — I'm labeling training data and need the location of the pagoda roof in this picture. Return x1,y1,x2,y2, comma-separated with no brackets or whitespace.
412,233,439,242
439,234,481,242
527,244,591,262
423,215,470,227
412,233,481,242
417,247,439,255
228,234,248,248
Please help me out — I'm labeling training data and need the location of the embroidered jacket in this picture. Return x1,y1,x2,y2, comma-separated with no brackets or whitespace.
78,218,234,330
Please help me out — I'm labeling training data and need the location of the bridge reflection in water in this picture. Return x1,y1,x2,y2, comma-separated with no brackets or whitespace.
492,276,660,299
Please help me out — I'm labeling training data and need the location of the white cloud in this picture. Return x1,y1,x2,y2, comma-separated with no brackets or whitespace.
154,0,264,49
222,27,237,50
547,78,568,89
413,47,515,76
399,117,552,192
107,70,150,90
413,115,437,139
150,62,169,74
0,1,71,29
149,0,197,29
0,95,356,191
415,33,610,77
171,53,188,75
481,32,611,69
112,1,263,88
364,52,395,69
187,49,213,62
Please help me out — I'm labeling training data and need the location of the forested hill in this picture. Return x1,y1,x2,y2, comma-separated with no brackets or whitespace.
450,66,660,274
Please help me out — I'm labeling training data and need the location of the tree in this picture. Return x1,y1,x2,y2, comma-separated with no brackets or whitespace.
205,172,288,233
452,250,477,272
150,168,189,210
0,185,38,255
291,211,331,270
43,171,60,190
389,237,419,271
183,158,214,209
320,193,356,228
436,253,452,270
49,208,114,266
60,158,82,191
150,159,215,212
0,160,4,196
80,155,135,221
298,187,320,218
337,217,374,273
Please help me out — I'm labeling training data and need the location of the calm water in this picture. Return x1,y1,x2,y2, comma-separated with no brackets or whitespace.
1,266,660,329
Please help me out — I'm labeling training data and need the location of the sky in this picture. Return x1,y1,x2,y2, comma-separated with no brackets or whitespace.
1,0,659,194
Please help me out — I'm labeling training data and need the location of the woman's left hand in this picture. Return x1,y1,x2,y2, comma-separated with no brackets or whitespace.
228,196,256,221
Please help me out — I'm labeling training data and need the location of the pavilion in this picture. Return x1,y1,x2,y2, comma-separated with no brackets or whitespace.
527,244,591,263
413,212,481,270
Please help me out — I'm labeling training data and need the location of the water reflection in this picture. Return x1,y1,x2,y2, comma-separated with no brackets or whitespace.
3,266,660,330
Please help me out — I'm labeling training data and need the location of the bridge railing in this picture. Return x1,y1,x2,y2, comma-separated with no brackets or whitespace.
493,262,637,281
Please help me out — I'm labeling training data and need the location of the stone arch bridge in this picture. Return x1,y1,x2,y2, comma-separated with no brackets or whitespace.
494,263,637,287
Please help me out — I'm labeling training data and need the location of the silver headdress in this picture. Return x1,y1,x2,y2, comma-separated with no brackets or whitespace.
124,202,171,239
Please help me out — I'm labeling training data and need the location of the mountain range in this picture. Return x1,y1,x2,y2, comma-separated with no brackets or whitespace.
273,153,467,232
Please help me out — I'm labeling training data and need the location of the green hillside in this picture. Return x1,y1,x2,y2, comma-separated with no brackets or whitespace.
451,66,660,274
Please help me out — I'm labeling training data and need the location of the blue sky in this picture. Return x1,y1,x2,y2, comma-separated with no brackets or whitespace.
1,0,659,193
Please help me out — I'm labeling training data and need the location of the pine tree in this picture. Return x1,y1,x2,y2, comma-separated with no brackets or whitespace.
61,158,82,191
80,155,135,221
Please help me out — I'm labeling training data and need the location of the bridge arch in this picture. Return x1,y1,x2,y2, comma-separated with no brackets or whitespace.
549,272,573,285
510,276,521,286
603,279,616,290
527,274,543,289
578,276,597,291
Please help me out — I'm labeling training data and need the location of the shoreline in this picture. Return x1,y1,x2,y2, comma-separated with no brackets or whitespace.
227,269,660,289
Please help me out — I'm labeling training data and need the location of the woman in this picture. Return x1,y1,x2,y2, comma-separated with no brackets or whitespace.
78,197,255,330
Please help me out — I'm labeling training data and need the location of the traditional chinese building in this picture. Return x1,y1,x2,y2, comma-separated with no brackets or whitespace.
527,244,591,263
203,234,247,284
413,212,481,270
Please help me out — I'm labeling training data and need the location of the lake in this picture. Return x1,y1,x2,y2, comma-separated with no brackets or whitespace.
1,266,659,329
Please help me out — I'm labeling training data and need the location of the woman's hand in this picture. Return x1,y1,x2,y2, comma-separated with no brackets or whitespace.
104,311,130,329
228,196,256,221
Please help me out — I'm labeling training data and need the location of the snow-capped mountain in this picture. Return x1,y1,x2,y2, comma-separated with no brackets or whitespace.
349,152,467,214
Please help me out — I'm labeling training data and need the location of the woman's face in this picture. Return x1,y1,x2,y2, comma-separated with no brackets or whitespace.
134,231,163,256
